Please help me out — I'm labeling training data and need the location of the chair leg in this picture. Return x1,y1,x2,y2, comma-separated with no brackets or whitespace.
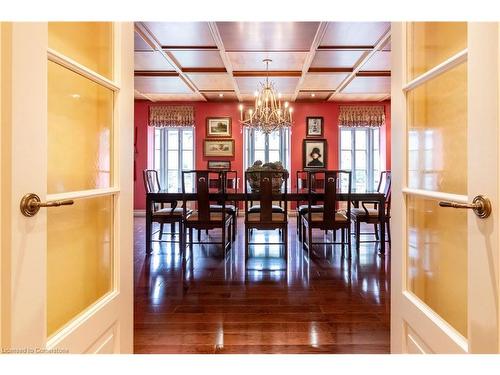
284,224,288,265
333,229,336,243
171,222,175,237
387,220,391,244
341,228,345,247
232,213,237,241
159,223,164,240
308,226,313,257
245,227,249,264
374,223,379,240
347,225,352,259
189,228,193,249
221,223,226,254
356,220,361,254
179,222,185,262
302,220,307,250
198,229,201,242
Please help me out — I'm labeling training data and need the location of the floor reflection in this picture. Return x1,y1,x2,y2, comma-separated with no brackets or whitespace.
134,217,390,354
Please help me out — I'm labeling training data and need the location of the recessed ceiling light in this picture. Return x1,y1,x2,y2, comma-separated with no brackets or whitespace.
219,93,224,98
70,94,81,99
311,93,316,97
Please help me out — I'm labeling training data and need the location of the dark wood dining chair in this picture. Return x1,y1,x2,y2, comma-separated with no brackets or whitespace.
181,170,233,260
244,170,288,265
351,171,391,252
143,169,189,247
208,170,238,242
296,170,324,242
301,170,353,258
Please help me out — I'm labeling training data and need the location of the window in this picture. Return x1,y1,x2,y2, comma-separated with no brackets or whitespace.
339,127,380,192
153,127,194,192
244,128,290,171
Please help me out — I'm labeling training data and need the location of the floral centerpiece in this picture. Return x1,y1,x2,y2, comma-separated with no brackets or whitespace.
246,160,289,193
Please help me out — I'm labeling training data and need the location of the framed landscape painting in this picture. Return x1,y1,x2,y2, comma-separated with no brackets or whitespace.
207,160,231,170
306,116,324,137
206,117,232,137
303,139,327,169
204,139,235,157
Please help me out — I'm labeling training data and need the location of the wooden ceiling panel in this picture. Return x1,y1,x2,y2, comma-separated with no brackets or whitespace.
311,50,365,68
320,22,390,47
296,91,331,101
135,32,153,51
217,22,320,51
235,76,299,94
134,51,175,71
301,73,349,91
331,93,390,101
144,22,215,47
134,76,193,94
342,76,391,94
361,51,391,71
203,91,238,101
169,49,225,68
145,93,204,101
186,73,235,91
239,93,294,103
227,51,308,71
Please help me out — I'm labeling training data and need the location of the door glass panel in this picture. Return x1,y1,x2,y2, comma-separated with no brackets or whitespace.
407,63,467,194
407,195,467,337
48,61,113,194
48,22,113,79
408,22,467,80
47,196,113,336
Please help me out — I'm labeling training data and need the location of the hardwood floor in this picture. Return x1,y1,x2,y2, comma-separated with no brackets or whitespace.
134,216,390,354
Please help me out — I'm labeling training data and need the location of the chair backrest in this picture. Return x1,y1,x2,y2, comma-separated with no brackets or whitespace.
245,170,288,222
182,170,225,222
307,170,351,227
296,170,309,192
378,171,392,214
143,169,160,193
224,170,239,193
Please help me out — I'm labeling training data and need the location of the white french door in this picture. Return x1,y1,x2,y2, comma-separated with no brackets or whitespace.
1,22,134,353
391,22,500,353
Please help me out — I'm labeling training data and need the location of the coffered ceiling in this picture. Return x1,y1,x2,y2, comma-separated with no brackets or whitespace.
134,22,391,102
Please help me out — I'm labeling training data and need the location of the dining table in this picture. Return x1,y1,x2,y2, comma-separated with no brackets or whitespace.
145,189,387,255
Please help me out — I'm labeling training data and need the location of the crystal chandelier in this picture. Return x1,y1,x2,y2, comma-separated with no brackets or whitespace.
238,59,293,134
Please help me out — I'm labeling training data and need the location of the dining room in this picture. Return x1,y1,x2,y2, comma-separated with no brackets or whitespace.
133,21,392,354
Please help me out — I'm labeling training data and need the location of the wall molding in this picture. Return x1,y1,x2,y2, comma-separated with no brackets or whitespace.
134,210,146,217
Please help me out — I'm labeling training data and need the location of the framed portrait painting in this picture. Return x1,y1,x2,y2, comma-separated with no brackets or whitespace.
204,139,235,157
303,139,327,169
306,117,324,137
206,117,232,137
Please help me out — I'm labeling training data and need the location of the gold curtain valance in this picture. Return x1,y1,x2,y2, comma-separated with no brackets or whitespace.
338,105,385,128
149,105,195,128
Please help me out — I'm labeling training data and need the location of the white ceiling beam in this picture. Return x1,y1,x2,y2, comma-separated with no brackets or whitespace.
329,28,391,101
291,22,329,102
134,22,206,101
207,22,242,102
134,89,156,102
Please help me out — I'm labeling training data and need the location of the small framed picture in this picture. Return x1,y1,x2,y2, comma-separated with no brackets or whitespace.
306,117,324,137
303,139,327,169
207,160,231,170
206,117,232,137
204,139,235,157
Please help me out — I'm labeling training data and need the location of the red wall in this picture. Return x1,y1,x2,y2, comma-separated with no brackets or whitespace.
134,100,391,210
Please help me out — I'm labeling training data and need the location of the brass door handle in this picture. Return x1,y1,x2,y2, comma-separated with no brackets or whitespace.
439,194,491,219
20,193,74,217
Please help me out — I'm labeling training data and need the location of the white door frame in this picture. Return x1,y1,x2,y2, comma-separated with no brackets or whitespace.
391,22,500,354
0,22,134,353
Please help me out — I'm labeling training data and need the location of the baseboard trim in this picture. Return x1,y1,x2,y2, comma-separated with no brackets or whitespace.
134,209,146,217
